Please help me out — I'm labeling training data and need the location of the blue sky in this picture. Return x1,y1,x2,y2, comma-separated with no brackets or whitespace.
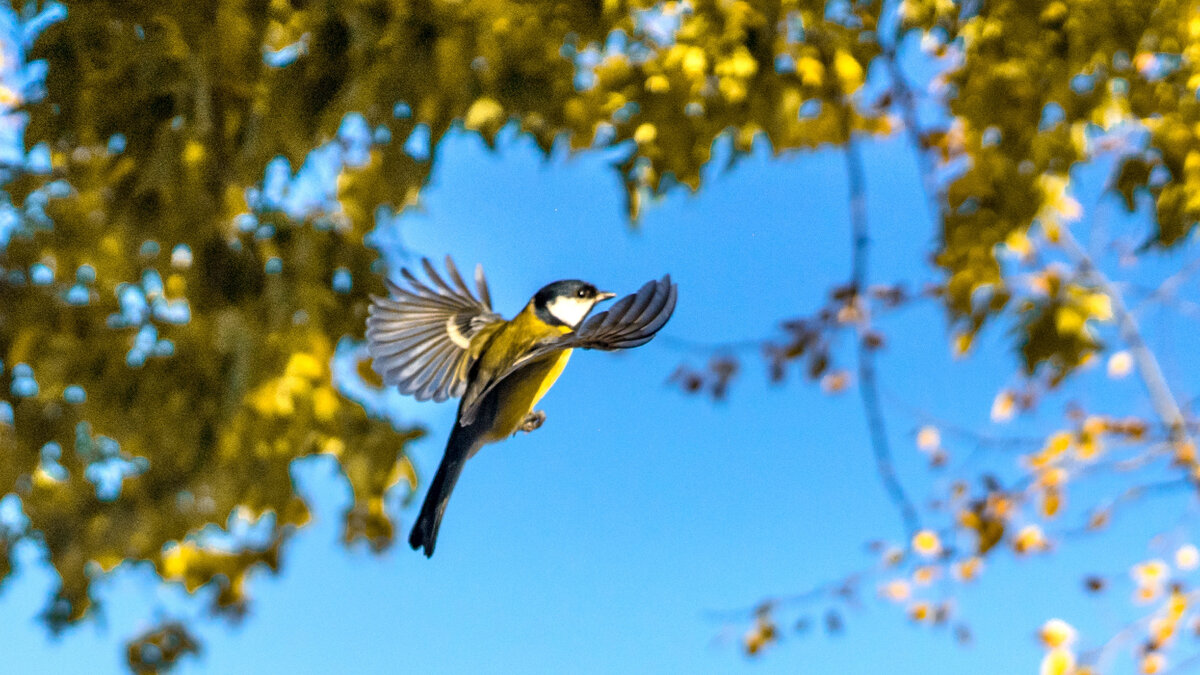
2,126,1196,674
4,6,1200,675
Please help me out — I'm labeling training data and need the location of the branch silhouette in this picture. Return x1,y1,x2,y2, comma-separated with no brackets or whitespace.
843,126,921,538
1058,227,1192,448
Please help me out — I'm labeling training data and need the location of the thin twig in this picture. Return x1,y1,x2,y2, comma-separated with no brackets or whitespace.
1085,587,1200,672
656,335,764,355
1164,649,1200,674
844,125,921,537
1132,254,1200,312
1057,476,1193,540
1057,228,1190,446
883,52,944,222
878,384,1047,449
884,14,1196,473
703,569,868,622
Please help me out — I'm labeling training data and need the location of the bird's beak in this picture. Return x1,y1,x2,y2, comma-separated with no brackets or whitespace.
596,291,617,302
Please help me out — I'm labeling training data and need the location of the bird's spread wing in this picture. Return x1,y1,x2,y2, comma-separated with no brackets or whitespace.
457,275,677,425
366,256,503,402
547,275,678,352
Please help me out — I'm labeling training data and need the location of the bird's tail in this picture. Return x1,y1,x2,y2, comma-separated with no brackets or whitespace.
409,425,482,557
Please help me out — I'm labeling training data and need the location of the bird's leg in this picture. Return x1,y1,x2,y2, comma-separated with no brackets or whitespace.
517,410,546,433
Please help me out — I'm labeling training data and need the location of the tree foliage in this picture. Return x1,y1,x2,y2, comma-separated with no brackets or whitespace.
1,0,1198,671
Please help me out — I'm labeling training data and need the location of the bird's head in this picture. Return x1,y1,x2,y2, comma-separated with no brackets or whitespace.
534,280,616,329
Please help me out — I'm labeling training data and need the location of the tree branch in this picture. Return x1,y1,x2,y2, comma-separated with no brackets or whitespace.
882,29,1193,457
844,128,921,537
883,51,944,224
1057,228,1191,446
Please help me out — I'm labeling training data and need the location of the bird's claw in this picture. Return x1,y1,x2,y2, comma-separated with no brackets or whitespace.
518,410,546,433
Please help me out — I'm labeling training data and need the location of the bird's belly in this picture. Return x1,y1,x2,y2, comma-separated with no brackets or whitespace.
483,349,573,442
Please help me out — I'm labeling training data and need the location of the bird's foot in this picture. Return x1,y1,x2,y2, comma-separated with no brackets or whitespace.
518,410,546,433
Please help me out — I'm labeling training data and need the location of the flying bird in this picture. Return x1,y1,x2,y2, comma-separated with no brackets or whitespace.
366,257,678,557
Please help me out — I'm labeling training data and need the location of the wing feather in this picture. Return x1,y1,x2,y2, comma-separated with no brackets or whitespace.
414,344,455,400
456,275,677,425
366,325,450,361
475,264,493,308
381,333,452,380
366,256,502,402
567,275,677,350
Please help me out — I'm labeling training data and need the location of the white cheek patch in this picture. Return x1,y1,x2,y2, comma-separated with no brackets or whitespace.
546,296,593,327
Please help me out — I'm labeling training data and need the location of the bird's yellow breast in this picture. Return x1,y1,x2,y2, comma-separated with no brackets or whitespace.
471,304,575,444
531,347,572,409
484,348,572,442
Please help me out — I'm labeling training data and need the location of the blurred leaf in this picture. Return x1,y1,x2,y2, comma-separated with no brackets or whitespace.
126,621,200,675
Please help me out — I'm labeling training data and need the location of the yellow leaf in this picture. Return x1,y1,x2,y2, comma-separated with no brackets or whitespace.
1041,487,1061,518
1107,350,1133,377
312,387,339,422
1041,217,1062,243
1175,544,1199,571
912,565,939,586
322,437,346,457
464,97,505,133
1039,618,1076,648
1140,653,1166,674
718,77,748,103
833,50,864,91
1055,306,1085,335
285,353,324,380
0,84,21,108
908,600,931,622
1038,467,1067,487
397,455,418,492
952,557,983,582
1014,524,1048,554
880,579,911,601
1168,589,1188,619
1132,559,1169,592
183,141,206,166
952,331,974,357
991,390,1015,422
633,123,658,145
916,426,941,452
715,47,758,79
1046,431,1072,457
796,56,824,87
1004,228,1034,259
912,529,941,557
33,465,63,487
820,371,850,393
1040,647,1075,675
1134,584,1161,604
166,273,187,296
160,541,194,580
1079,292,1112,321
645,74,670,93
681,47,707,78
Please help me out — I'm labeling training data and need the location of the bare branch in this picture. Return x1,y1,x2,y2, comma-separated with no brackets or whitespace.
883,51,944,224
1057,228,1191,446
1132,254,1200,313
844,126,921,537
1163,649,1200,674
704,568,868,622
656,335,763,355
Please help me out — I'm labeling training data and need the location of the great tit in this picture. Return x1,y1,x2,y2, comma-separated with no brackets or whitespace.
366,257,677,557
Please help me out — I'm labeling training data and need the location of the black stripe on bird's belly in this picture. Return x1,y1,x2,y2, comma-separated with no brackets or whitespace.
468,353,568,449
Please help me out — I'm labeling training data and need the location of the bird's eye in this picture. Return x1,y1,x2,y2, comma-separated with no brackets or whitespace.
577,289,587,298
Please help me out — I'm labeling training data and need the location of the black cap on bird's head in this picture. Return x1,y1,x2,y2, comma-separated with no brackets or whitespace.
534,279,616,328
